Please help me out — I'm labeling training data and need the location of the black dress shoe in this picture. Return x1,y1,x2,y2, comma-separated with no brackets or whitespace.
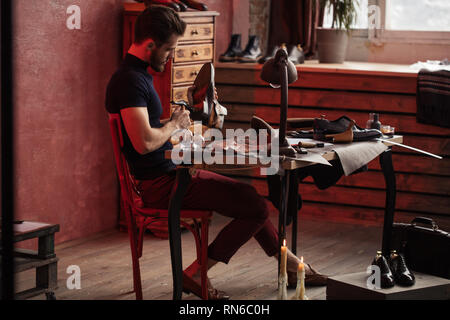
179,0,208,11
143,0,181,11
238,35,262,63
182,272,230,300
388,250,415,287
288,44,305,65
219,34,243,62
173,0,188,11
258,45,280,64
372,251,395,289
313,115,382,142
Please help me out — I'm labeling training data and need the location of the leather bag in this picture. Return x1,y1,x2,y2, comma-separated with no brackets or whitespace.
390,217,450,279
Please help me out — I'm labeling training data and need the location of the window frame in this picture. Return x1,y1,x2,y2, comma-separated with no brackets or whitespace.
352,0,450,45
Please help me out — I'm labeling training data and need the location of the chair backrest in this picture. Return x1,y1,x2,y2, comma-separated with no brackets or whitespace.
108,113,141,209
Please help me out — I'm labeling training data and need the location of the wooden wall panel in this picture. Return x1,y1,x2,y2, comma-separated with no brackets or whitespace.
215,62,450,222
225,103,450,137
219,86,417,114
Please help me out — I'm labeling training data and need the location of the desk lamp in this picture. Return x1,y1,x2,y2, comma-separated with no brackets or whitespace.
260,47,298,156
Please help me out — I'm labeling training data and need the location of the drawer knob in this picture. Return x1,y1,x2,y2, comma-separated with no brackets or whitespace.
191,29,199,35
190,71,198,76
191,50,199,56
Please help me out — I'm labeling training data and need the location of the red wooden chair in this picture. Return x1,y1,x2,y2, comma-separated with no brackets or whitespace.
108,113,211,300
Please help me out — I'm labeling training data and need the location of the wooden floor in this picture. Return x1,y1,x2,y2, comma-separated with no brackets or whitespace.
16,204,450,300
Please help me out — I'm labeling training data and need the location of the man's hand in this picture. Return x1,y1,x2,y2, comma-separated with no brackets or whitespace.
171,105,191,129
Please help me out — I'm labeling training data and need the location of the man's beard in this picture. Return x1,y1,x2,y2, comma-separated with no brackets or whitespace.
150,54,167,72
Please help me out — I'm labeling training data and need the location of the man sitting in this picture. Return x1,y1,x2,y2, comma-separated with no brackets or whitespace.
105,5,326,300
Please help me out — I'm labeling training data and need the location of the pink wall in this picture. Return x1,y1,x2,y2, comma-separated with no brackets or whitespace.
13,0,123,245
13,0,237,246
198,0,234,61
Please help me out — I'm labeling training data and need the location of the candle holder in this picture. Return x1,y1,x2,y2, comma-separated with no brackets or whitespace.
291,258,308,300
278,273,288,300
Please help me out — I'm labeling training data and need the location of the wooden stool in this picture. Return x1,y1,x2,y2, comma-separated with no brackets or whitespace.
0,221,60,299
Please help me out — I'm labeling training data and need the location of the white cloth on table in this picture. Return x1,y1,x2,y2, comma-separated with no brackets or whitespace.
331,141,388,176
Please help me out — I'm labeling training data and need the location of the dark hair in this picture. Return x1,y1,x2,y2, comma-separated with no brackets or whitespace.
134,5,186,46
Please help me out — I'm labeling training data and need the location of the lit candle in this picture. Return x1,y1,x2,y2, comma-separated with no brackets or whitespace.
280,239,287,277
295,256,307,300
278,239,288,300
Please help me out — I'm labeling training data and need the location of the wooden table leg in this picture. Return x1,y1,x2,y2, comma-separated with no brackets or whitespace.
277,170,290,276
379,148,397,256
290,170,299,256
168,168,191,300
36,232,58,290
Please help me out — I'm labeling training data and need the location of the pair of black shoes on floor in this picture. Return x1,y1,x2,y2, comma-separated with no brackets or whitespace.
258,44,305,65
372,250,415,289
219,34,262,63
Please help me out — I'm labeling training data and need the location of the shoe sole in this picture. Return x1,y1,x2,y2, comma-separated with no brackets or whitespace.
219,56,237,62
238,55,262,63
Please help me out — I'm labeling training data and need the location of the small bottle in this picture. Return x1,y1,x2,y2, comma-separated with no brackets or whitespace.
370,113,381,130
366,113,374,129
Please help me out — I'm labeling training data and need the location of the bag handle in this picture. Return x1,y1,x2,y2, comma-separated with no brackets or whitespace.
411,216,438,230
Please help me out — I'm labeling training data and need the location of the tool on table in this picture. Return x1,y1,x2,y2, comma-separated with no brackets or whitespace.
376,138,443,160
296,141,325,148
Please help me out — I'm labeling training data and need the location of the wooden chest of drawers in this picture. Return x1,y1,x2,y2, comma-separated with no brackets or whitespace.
123,3,219,118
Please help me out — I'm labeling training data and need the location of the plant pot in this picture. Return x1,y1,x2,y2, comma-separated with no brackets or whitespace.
316,28,349,63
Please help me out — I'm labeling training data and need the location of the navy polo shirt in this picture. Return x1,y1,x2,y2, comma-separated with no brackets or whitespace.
105,53,175,180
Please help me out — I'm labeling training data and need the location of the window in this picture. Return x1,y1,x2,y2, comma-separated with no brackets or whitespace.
323,0,450,43
385,0,450,32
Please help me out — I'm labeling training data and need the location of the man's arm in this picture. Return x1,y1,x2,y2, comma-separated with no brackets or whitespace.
120,106,190,155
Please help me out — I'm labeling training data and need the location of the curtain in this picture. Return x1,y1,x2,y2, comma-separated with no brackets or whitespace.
267,0,324,58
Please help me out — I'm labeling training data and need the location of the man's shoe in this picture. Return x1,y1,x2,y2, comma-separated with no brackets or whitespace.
287,264,328,288
182,272,230,300
143,0,181,11
173,0,188,11
179,0,208,11
314,115,382,142
219,34,243,62
288,44,305,65
371,251,395,289
258,45,280,64
238,35,262,63
388,250,415,287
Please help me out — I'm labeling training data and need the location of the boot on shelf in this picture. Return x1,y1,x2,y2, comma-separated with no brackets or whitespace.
173,0,188,11
138,0,181,11
180,0,208,11
238,35,262,63
258,44,280,64
219,34,243,62
288,44,305,65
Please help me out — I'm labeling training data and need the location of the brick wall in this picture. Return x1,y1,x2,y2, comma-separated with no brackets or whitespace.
249,0,270,55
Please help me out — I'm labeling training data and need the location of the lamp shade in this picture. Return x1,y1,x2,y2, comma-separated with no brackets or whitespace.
260,48,298,85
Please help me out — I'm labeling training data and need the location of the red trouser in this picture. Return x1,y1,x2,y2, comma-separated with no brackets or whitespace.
138,169,279,264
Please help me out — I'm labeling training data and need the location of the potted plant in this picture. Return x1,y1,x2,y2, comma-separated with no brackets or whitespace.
316,0,358,63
